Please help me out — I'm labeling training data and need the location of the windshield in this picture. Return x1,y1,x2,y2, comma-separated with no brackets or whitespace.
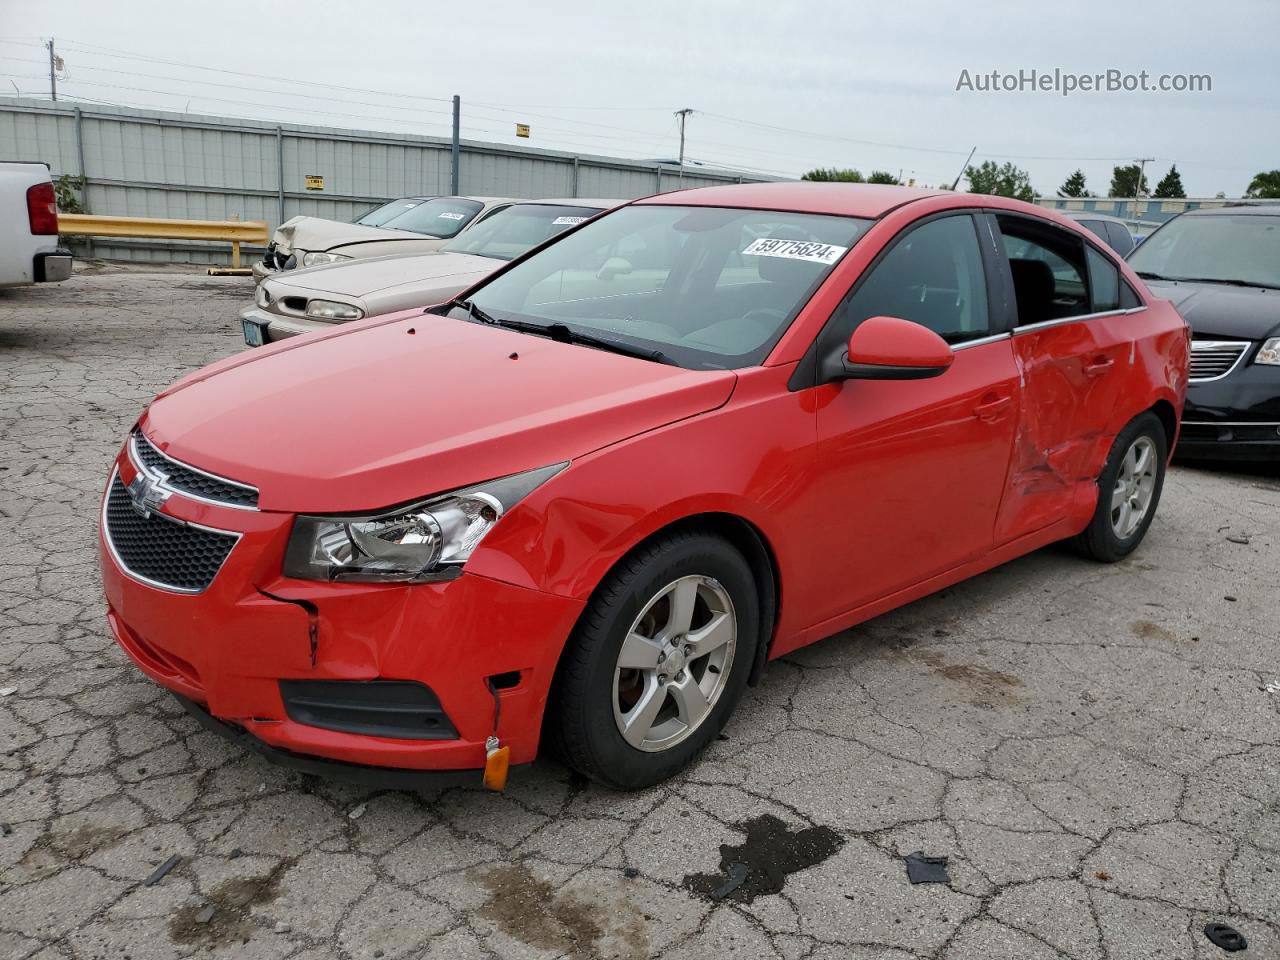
456,205,871,370
1128,213,1280,289
441,204,604,260
380,197,485,238
355,198,430,227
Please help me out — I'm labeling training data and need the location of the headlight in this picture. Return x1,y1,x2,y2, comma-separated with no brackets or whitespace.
283,463,567,583
301,251,352,267
305,299,365,321
1257,338,1280,366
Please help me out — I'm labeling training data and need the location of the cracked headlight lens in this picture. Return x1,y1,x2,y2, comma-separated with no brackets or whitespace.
1256,337,1280,366
305,299,364,321
301,251,352,267
283,463,566,583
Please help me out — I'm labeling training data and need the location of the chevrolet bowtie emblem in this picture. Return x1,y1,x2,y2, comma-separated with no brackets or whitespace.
127,469,171,518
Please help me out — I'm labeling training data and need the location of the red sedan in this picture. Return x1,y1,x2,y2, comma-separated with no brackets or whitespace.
99,183,1188,790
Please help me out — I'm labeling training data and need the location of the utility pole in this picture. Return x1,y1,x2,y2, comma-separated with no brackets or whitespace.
46,38,57,102
1134,157,1154,200
450,95,460,195
674,108,694,166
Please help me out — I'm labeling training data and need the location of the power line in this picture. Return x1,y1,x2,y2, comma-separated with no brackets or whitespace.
2,38,454,104
2,78,682,161
3,39,683,156
1,56,458,120
0,73,484,136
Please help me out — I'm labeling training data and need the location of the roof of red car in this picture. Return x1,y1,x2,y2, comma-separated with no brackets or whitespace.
635,181,949,218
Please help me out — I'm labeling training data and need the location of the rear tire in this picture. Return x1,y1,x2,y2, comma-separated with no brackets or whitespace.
1072,411,1168,562
548,530,759,790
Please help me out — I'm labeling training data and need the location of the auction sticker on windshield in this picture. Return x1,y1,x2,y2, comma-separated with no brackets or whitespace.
553,216,588,225
743,238,847,265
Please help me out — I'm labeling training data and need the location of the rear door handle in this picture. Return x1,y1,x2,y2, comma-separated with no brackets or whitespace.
974,395,1012,421
1084,356,1115,377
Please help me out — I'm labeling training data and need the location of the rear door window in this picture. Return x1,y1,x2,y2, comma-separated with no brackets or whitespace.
996,215,1090,325
1078,219,1109,243
1086,247,1121,312
1105,221,1135,256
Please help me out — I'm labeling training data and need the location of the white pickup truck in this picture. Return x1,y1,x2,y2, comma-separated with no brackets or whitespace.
0,161,73,288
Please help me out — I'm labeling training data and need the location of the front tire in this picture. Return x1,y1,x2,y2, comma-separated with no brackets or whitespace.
549,531,760,790
1072,411,1168,562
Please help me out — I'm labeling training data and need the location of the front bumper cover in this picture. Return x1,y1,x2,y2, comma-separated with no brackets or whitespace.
1178,362,1280,459
174,693,495,788
238,304,338,344
100,448,585,774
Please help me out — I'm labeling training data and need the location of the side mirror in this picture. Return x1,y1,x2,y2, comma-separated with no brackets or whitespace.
596,257,633,281
821,315,954,383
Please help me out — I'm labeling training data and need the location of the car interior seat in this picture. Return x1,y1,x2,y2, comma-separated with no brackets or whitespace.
1008,258,1056,326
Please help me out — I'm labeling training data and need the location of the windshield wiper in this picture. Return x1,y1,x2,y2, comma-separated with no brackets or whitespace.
452,300,669,363
453,297,502,326
1173,276,1280,290
1135,270,1171,281
542,323,670,364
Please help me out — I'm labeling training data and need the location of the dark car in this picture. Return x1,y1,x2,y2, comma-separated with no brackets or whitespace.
1127,205,1280,459
1065,212,1137,256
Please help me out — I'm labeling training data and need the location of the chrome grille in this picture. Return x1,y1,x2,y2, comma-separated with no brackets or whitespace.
1189,340,1249,382
103,476,238,593
130,432,258,509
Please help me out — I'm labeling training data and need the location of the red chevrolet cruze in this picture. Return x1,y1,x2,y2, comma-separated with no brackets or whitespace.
99,183,1188,790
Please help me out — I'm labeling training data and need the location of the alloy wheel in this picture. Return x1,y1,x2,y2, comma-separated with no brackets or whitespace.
611,575,737,752
1110,435,1158,539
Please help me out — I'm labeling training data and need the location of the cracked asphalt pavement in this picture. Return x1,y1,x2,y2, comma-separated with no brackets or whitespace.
1,268,1278,960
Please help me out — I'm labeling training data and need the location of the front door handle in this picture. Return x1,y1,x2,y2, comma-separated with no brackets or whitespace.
1084,355,1115,377
974,395,1012,421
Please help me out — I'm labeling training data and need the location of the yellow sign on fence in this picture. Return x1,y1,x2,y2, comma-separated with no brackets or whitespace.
304,174,325,191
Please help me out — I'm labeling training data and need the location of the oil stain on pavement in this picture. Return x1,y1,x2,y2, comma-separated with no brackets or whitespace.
169,870,283,948
683,813,844,904
475,862,648,960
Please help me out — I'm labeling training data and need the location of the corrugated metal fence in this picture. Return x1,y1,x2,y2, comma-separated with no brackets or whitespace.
0,96,775,264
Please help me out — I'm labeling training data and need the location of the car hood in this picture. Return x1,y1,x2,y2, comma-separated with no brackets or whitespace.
274,217,430,254
277,251,498,299
143,314,737,513
1146,280,1280,340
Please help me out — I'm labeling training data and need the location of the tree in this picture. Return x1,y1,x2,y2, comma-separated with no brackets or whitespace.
965,160,1036,201
1152,165,1186,199
1109,164,1149,198
802,168,865,182
1058,169,1089,198
867,170,900,185
1245,170,1280,199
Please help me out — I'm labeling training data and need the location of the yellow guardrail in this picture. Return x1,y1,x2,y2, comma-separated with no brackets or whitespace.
58,214,269,270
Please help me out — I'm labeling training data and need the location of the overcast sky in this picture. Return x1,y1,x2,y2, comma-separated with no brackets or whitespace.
2,0,1275,196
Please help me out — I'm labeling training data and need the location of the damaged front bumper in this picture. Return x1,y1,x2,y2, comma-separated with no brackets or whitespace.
99,447,585,780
